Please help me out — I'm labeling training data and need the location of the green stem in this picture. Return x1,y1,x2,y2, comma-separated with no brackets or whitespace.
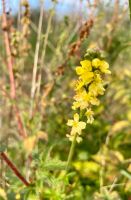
129,0,131,21
66,133,77,172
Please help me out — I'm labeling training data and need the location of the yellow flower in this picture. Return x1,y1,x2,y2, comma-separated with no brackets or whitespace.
66,134,82,143
76,136,83,143
81,71,94,84
76,60,92,75
99,60,111,74
73,89,90,110
75,79,85,90
0,188,7,199
67,113,86,135
89,82,105,96
80,60,92,70
16,193,21,200
72,101,79,110
72,88,101,109
76,60,94,84
92,58,101,68
89,95,100,105
72,99,89,110
67,50,111,143
91,96,99,106
85,108,94,124
94,72,102,83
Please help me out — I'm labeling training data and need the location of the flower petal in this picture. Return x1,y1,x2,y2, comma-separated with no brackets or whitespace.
76,136,83,143
92,58,101,68
67,120,74,126
74,113,79,122
76,67,83,75
81,72,94,84
78,121,86,129
75,79,84,90
90,96,100,105
80,60,92,71
86,108,94,117
72,102,80,110
99,60,111,74
87,116,94,124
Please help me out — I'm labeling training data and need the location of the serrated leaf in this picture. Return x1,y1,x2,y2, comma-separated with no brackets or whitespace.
43,159,66,170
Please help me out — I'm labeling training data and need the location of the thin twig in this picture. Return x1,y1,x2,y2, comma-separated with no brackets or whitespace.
36,8,54,98
102,182,126,189
109,177,118,193
30,0,44,117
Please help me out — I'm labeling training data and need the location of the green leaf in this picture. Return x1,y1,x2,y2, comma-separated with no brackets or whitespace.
42,159,66,171
0,145,6,153
120,170,131,180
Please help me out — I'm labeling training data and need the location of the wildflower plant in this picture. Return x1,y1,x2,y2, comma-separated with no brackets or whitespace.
67,49,111,144
1,0,130,199
65,48,111,172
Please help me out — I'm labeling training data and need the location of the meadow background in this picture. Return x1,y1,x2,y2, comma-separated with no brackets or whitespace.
0,0,131,199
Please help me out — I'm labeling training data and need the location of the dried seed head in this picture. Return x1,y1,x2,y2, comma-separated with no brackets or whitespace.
68,19,94,57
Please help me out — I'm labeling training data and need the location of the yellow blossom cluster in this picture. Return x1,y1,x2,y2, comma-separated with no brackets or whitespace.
67,51,111,143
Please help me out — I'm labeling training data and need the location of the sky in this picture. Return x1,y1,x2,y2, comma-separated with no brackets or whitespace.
0,0,85,15
0,0,128,15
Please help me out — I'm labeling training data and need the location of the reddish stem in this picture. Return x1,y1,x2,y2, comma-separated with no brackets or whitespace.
2,0,16,99
0,152,30,186
1,0,27,138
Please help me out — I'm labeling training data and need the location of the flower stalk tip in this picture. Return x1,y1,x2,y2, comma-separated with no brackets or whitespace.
67,49,111,143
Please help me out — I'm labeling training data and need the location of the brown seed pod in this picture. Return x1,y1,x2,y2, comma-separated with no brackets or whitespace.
68,18,94,57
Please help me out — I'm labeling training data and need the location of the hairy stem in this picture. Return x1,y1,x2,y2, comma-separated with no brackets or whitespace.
0,152,30,186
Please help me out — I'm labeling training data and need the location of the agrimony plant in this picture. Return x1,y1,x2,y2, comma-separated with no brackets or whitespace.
66,48,111,170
